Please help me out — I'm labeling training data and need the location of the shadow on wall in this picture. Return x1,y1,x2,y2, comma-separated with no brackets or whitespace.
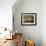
12,0,23,11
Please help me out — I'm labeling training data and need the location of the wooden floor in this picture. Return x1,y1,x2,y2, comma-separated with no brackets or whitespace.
0,39,16,46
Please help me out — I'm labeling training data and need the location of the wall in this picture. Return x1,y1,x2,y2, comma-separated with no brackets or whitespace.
0,0,16,30
0,0,46,46
41,0,46,46
0,0,17,38
13,0,41,46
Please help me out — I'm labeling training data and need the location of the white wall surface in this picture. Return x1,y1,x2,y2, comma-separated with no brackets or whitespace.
0,0,16,29
0,0,17,39
41,0,46,46
0,0,46,46
13,0,41,46
13,0,46,46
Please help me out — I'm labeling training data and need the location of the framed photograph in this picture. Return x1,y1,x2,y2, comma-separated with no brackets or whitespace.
21,13,37,26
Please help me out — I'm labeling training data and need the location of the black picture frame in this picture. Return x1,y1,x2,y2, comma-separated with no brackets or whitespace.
21,13,37,26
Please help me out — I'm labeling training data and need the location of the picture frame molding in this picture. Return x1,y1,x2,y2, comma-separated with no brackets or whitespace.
21,13,37,26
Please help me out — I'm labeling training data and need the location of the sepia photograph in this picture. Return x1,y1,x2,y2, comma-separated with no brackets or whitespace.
21,13,37,26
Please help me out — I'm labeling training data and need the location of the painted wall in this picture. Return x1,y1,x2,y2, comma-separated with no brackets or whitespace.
0,0,46,46
0,0,16,30
13,0,41,46
0,0,17,38
41,0,46,46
